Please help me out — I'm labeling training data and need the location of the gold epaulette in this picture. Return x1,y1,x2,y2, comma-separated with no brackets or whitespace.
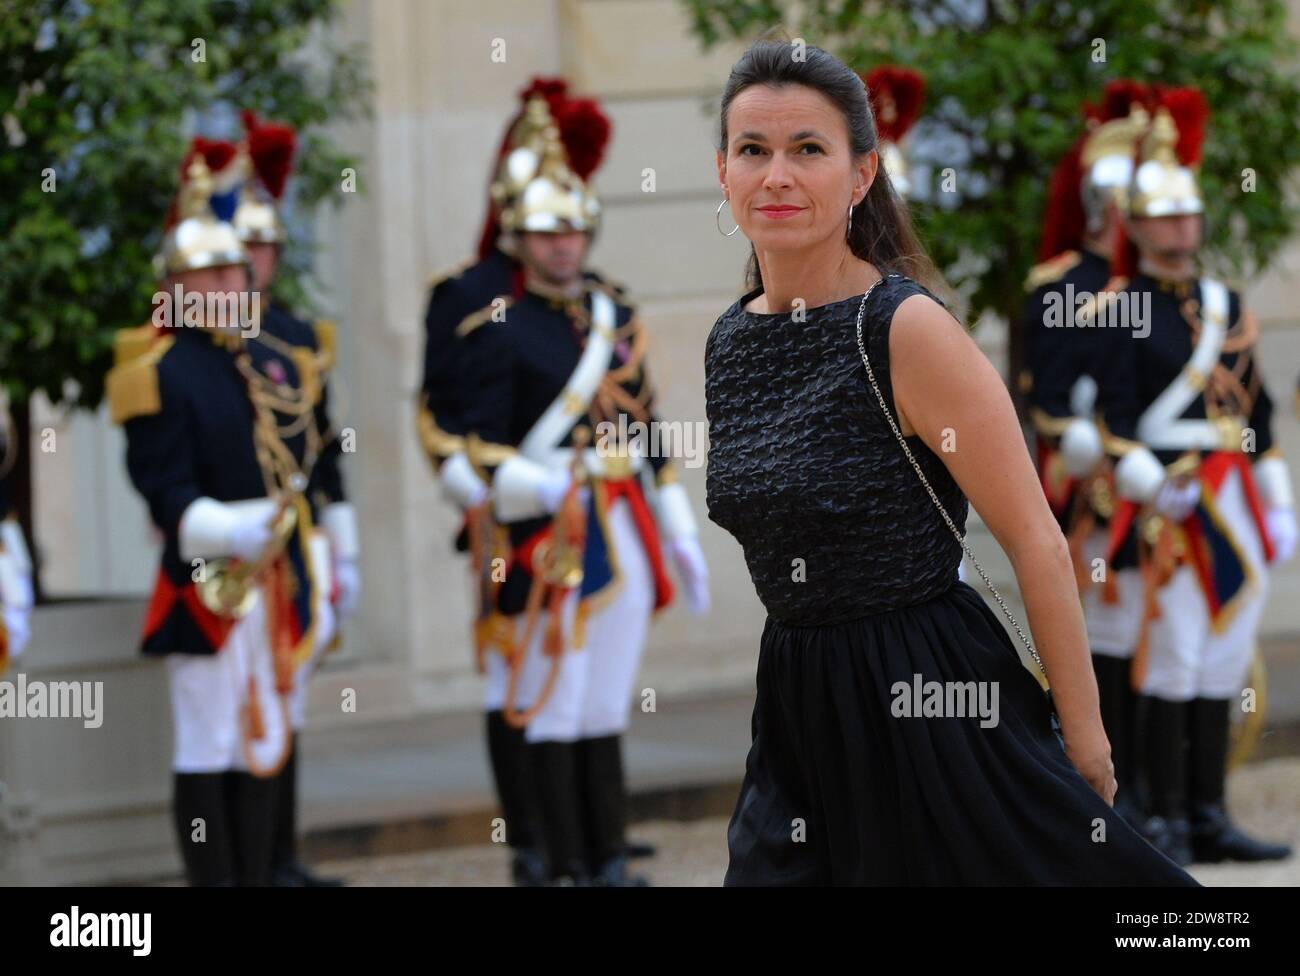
312,319,337,371
1023,251,1082,292
105,336,175,424
112,323,160,366
455,298,514,338
427,258,475,292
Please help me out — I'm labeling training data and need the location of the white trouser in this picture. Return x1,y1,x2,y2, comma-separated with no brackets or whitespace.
168,595,290,773
1142,464,1269,701
483,651,512,712
516,497,656,743
1080,528,1144,660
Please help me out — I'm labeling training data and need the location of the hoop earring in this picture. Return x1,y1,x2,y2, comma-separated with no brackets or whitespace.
846,202,855,241
716,198,741,237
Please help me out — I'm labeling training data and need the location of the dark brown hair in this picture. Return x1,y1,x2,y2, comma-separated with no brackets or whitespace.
718,38,943,295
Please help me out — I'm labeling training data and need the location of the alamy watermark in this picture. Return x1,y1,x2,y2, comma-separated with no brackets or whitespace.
0,673,103,729
50,906,150,955
151,284,261,338
594,414,707,469
891,674,1000,728
1041,284,1150,339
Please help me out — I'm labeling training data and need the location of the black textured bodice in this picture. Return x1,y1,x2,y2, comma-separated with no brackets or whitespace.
704,273,968,626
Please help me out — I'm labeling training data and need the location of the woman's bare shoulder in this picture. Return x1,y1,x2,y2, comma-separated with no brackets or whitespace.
888,291,968,355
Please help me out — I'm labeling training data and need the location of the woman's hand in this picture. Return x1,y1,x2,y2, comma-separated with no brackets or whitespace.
1062,724,1117,806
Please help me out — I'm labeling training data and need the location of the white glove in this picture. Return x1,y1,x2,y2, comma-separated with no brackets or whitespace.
333,557,362,619
537,469,589,515
4,605,32,660
669,535,710,615
1153,478,1200,522
439,452,488,510
1266,507,1297,564
229,512,275,562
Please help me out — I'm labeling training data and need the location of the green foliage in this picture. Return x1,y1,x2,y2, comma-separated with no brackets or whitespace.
681,0,1300,324
0,0,369,406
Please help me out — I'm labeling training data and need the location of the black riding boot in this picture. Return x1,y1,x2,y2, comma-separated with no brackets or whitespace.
226,770,277,886
1188,696,1292,863
486,710,547,886
271,735,345,886
172,772,237,886
578,735,648,886
529,740,590,884
1141,696,1192,866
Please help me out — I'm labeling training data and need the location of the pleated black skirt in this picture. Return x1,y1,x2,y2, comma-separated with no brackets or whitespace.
724,580,1200,886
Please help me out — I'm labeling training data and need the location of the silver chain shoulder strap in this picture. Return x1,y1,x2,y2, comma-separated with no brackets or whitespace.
854,275,1047,679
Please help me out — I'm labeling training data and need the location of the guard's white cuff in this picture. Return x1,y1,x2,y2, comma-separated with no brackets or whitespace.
1254,455,1294,510
493,454,553,522
178,496,276,561
322,501,360,561
1060,418,1104,477
1114,446,1165,504
439,451,489,509
0,518,31,574
655,481,698,541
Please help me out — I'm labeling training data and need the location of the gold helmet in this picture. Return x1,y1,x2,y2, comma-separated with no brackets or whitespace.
157,151,249,277
234,112,297,245
490,95,558,210
1079,104,1149,229
1127,89,1208,219
233,180,283,244
475,79,611,258
499,121,600,237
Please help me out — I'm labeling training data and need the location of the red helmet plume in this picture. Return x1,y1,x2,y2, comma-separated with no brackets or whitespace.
241,110,297,201
863,66,926,143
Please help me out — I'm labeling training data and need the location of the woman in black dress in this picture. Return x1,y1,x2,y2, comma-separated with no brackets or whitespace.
706,40,1198,885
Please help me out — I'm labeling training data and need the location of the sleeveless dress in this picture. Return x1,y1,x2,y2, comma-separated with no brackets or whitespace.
704,273,1199,886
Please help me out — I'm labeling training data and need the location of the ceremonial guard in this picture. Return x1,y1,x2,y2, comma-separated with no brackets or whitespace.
416,79,613,885
861,65,925,200
1098,89,1295,863
107,144,332,885
1021,82,1153,821
457,125,709,885
0,406,34,670
234,111,357,886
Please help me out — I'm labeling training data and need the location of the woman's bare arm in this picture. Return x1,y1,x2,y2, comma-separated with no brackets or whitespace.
886,293,1114,800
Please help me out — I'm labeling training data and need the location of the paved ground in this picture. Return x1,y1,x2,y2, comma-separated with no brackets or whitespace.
315,755,1300,886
